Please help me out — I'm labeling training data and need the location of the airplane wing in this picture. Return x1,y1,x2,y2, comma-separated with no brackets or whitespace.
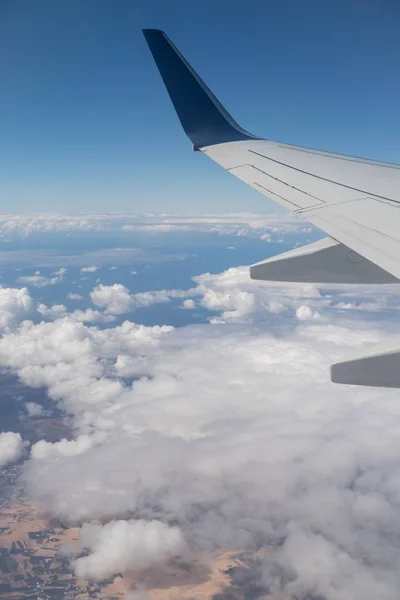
143,29,400,387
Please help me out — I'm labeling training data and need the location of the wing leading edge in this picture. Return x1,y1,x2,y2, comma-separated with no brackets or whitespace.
143,29,400,387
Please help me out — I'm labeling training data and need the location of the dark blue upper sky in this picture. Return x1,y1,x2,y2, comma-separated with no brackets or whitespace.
1,0,399,213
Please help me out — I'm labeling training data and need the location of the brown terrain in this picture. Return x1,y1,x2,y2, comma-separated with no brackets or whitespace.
0,496,290,600
0,379,293,599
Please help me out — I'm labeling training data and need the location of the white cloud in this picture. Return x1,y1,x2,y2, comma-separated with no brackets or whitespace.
90,284,197,316
0,286,34,331
90,284,134,315
52,268,67,276
0,317,172,423
67,292,83,300
31,434,104,459
133,290,171,308
69,308,115,324
18,275,55,287
181,299,195,310
296,304,321,320
0,213,315,248
81,266,99,273
17,300,400,597
117,213,309,242
72,519,185,581
0,432,23,467
200,287,255,319
38,303,67,319
0,292,108,327
17,271,66,287
0,214,105,237
25,402,44,417
2,266,400,594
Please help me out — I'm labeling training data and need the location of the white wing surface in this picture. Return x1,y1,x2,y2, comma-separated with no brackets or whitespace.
143,29,400,386
204,139,400,281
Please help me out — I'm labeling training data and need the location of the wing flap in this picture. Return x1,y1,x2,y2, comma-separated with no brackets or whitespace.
331,344,400,388
229,164,325,210
250,237,398,284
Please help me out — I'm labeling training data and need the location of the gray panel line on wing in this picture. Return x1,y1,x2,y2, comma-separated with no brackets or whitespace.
296,195,391,216
250,164,326,205
249,149,400,205
277,144,400,170
252,182,297,206
253,182,314,209
227,163,252,171
228,163,325,208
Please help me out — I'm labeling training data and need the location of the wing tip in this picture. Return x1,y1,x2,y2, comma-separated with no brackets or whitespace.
142,28,165,37
143,28,258,148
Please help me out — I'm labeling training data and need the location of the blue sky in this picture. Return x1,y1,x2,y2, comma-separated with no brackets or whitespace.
1,0,400,213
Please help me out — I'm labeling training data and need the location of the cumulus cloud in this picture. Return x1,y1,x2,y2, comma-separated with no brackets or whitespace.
3,295,111,326
0,286,34,331
31,434,104,459
181,299,195,310
81,266,99,273
69,308,116,324
0,317,173,422
296,304,321,320
90,284,135,315
3,264,400,595
67,292,83,301
0,432,23,467
17,271,66,287
90,284,193,315
200,287,255,319
72,519,185,580
38,303,67,319
25,402,44,417
134,288,195,308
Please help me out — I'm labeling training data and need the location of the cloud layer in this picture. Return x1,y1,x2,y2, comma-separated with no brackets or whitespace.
0,212,309,242
1,262,400,597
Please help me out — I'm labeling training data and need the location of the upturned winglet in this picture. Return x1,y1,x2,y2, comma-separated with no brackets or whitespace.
142,29,259,149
